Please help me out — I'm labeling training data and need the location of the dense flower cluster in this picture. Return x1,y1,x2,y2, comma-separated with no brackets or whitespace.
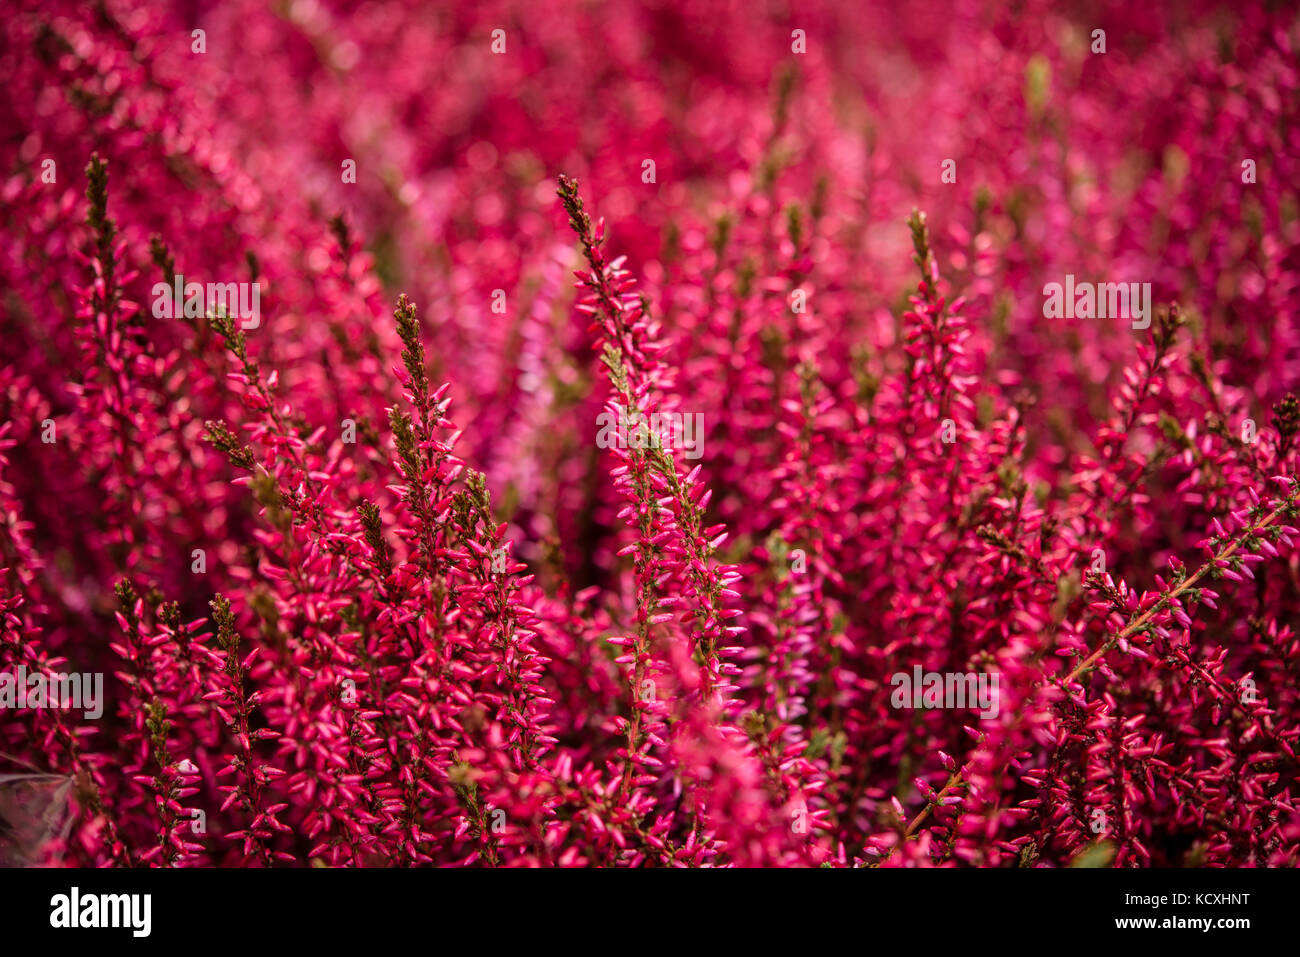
2,0,1299,867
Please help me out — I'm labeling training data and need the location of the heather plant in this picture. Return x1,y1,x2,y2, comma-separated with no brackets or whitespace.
1,0,1299,868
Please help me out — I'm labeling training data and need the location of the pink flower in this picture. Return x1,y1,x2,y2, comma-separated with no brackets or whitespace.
2,0,1298,868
